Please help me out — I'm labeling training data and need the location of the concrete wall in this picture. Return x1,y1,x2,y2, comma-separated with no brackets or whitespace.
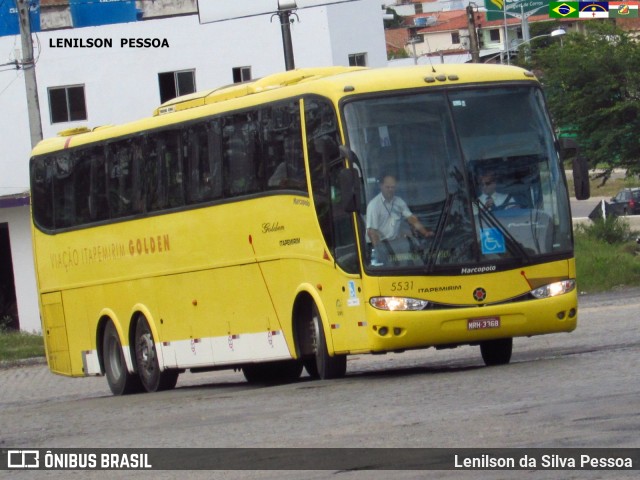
326,0,388,66
1,205,39,332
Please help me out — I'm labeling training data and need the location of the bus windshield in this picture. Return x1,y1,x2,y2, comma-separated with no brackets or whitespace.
343,85,572,273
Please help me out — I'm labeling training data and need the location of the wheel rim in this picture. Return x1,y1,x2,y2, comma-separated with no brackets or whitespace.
137,329,156,380
311,311,320,355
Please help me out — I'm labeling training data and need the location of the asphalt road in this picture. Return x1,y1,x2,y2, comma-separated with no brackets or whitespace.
571,197,640,232
571,196,607,219
1,287,639,479
569,169,640,227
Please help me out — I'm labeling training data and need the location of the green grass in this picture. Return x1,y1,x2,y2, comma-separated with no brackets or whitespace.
0,330,45,363
574,218,640,293
567,170,640,292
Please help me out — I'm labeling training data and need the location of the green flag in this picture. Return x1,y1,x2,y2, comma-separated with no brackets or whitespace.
609,2,640,17
549,2,580,17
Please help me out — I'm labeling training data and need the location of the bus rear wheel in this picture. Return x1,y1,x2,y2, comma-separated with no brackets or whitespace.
134,318,178,392
102,321,142,395
480,338,513,366
310,304,346,380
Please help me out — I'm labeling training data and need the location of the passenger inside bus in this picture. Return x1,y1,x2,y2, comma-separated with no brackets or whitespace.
267,137,306,190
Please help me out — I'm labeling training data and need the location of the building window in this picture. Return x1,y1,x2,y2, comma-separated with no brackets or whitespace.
452,32,460,44
489,29,501,42
232,66,252,83
414,4,423,14
48,85,87,124
348,52,367,67
158,69,196,103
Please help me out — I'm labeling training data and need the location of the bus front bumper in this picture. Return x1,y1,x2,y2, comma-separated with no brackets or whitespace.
361,291,577,353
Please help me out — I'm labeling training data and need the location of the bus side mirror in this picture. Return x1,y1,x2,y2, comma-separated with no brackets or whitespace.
338,145,363,213
572,155,590,200
339,168,362,213
560,137,590,200
559,137,578,157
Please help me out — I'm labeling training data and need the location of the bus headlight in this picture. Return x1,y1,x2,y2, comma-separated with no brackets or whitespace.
531,279,576,299
369,297,429,311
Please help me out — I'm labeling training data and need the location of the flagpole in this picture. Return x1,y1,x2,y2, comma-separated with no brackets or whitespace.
503,0,510,65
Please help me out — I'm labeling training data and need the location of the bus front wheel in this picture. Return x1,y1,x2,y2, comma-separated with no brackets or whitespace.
310,304,346,380
102,321,142,395
480,338,513,366
134,318,179,392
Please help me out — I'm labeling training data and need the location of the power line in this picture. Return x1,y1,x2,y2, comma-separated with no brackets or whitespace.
0,60,18,68
0,71,20,98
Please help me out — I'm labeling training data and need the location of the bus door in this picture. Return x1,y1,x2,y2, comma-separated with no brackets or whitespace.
304,97,368,353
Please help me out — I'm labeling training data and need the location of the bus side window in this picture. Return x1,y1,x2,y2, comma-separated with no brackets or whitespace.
31,157,54,230
185,121,222,203
144,135,163,212
52,153,76,228
208,121,223,199
130,140,145,212
185,127,202,203
162,131,186,208
306,99,338,246
106,141,138,218
304,97,358,271
263,106,284,189
306,97,340,195
265,101,306,191
223,113,260,197
73,150,92,225
89,148,109,222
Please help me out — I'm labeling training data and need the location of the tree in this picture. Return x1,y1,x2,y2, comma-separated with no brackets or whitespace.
387,47,410,60
529,22,640,181
383,7,404,29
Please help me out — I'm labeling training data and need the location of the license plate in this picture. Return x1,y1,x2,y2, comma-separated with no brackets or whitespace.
467,317,501,330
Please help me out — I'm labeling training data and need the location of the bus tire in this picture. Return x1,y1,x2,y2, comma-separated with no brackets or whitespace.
242,360,303,384
134,317,179,392
311,304,347,379
102,321,142,395
480,338,513,366
303,358,319,379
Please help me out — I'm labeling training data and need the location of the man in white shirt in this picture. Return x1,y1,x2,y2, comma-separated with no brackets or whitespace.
477,171,516,211
366,175,432,264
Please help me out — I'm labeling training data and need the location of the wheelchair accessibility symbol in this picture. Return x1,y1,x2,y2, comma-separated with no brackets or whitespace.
481,228,506,254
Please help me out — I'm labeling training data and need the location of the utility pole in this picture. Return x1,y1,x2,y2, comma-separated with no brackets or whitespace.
16,0,43,147
277,5,296,71
408,38,418,65
466,5,480,63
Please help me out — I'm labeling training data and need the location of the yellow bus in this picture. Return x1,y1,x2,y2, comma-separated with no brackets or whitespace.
30,65,584,395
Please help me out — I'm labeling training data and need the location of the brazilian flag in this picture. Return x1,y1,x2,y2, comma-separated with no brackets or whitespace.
549,2,580,17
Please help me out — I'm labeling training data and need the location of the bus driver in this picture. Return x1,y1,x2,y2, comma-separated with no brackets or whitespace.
366,174,433,264
477,170,519,211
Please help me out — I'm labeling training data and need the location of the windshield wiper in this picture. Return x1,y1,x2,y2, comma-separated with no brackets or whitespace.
424,193,454,273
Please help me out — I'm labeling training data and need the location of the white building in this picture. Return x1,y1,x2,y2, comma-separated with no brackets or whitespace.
0,0,387,332
385,1,467,16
